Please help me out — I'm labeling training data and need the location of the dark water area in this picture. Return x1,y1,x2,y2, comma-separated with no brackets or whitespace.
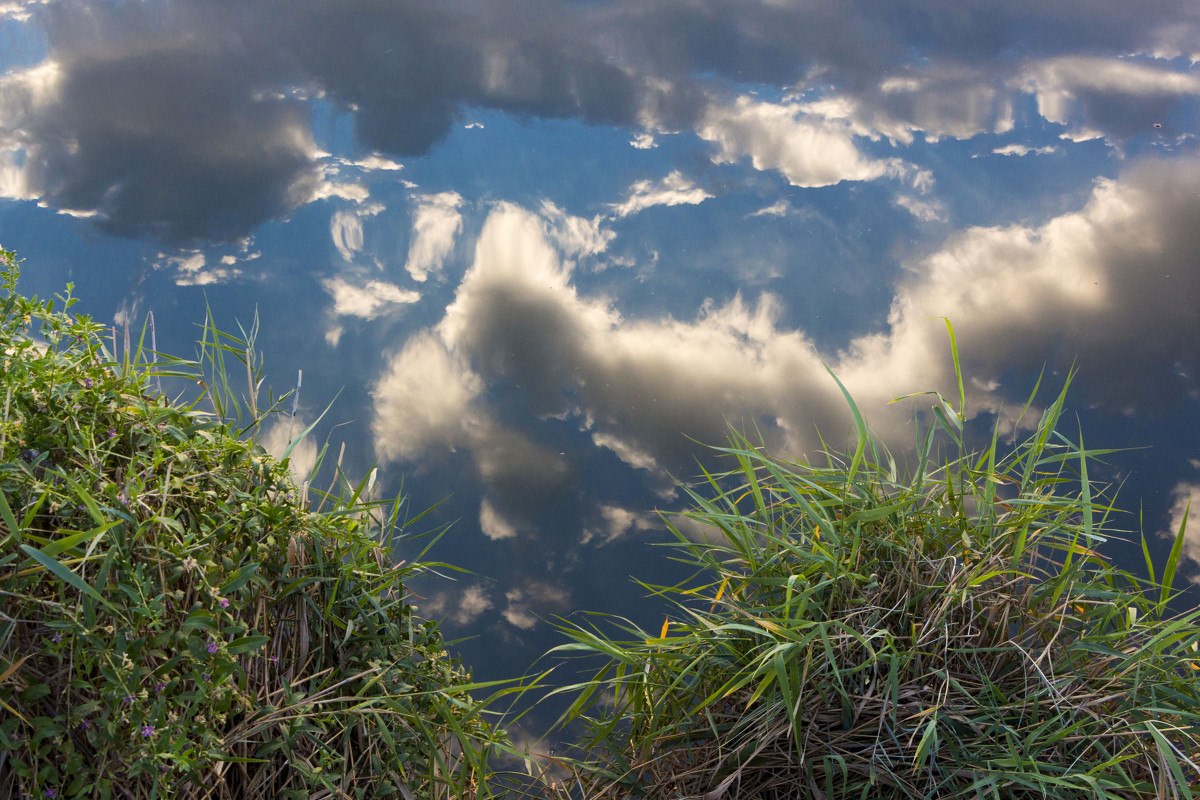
3,0,1200,747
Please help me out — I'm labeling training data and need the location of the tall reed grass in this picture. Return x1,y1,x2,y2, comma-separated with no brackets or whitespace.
544,325,1200,799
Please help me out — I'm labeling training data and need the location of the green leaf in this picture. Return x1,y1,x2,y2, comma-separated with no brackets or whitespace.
222,562,261,594
19,683,51,703
913,715,940,770
1161,497,1190,610
227,635,270,655
182,609,219,633
823,363,868,485
39,521,119,558
0,491,18,543
1144,721,1194,799
942,317,965,418
19,544,120,615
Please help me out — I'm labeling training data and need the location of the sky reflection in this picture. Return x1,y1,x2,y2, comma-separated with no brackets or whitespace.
2,0,1199,734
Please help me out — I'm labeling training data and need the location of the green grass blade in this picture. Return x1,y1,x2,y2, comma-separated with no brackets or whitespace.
20,544,121,615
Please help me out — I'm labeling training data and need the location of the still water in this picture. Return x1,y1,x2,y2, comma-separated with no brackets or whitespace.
3,0,1200,740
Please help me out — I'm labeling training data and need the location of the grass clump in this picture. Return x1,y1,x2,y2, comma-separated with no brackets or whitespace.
0,247,511,799
548,333,1200,799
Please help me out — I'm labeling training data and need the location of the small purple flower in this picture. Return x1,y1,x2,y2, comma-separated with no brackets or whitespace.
124,695,136,704
155,681,166,693
84,378,92,388
80,719,91,729
50,632,62,644
207,640,219,654
45,788,57,799
218,597,230,609
141,724,154,738
107,428,116,439
201,672,211,683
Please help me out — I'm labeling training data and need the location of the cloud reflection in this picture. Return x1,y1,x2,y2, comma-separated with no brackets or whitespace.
2,0,1195,241
405,192,464,282
373,154,1200,535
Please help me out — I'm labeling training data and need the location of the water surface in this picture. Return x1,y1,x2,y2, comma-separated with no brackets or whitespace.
2,0,1199,743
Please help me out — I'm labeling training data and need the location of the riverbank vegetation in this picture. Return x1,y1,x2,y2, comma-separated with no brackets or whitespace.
0,248,513,799
4,247,1200,799
544,344,1200,799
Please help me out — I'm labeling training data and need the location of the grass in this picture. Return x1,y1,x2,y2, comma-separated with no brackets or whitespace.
541,326,1200,799
0,247,517,799
7,245,1200,800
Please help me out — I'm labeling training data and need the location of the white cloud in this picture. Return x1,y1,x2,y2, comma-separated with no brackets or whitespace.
797,94,922,147
308,178,370,204
0,61,61,202
339,153,405,171
1167,468,1200,576
404,191,464,282
330,210,364,261
802,70,1015,145
151,249,241,286
540,200,614,257
750,199,793,218
894,194,944,222
480,498,519,540
455,585,494,623
991,143,1058,157
322,276,419,319
330,202,384,261
374,160,1200,513
1016,57,1200,140
837,156,1200,420
699,96,901,188
372,286,569,505
1147,25,1200,64
0,1,48,21
630,132,657,149
582,504,659,545
420,583,495,624
371,332,483,462
429,204,850,472
591,431,663,475
502,580,570,630
611,170,712,217
1022,57,1200,106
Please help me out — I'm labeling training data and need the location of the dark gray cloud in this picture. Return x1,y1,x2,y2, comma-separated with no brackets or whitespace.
23,49,318,241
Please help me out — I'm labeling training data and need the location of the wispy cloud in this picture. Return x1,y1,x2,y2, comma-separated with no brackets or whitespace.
990,143,1058,157
404,192,463,282
151,249,241,286
611,171,712,217
502,580,570,630
322,276,419,320
330,202,383,261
